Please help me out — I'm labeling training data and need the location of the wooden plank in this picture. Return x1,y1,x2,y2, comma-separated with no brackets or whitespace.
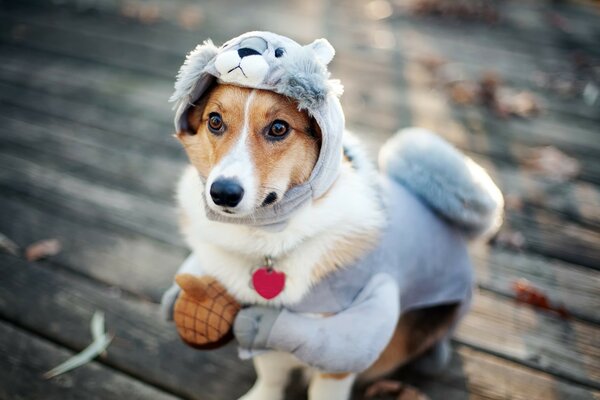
2,167,599,326
0,254,255,400
0,193,184,301
2,2,597,124
0,150,597,385
336,0,600,58
0,79,176,152
3,46,599,187
472,246,600,324
0,108,184,202
2,89,598,229
1,254,598,399
1,14,598,148
0,151,181,247
386,345,600,400
2,140,600,269
0,320,179,400
0,44,172,126
456,290,600,388
2,43,600,192
504,208,600,270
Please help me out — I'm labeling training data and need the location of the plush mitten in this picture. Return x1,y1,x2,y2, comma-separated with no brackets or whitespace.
234,273,400,373
173,273,241,349
234,306,281,350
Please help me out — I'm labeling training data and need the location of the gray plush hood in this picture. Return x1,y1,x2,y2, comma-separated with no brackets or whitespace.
170,31,345,229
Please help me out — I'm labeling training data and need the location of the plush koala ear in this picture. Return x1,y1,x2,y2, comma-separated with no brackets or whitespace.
307,38,335,65
170,39,219,105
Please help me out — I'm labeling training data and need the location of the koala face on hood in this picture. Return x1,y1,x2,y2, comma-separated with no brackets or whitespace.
214,33,335,88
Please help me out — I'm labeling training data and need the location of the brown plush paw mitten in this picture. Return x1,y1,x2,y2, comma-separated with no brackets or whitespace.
173,273,241,349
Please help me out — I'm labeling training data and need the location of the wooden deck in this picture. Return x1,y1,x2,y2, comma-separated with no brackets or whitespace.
0,0,599,399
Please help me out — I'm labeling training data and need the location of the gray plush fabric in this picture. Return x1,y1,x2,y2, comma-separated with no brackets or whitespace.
379,128,504,239
232,175,475,372
170,32,344,229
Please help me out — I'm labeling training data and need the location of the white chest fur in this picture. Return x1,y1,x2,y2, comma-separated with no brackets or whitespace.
176,160,383,306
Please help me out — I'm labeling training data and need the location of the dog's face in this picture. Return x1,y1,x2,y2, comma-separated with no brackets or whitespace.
177,84,321,217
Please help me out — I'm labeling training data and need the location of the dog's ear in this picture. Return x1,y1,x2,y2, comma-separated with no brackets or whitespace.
307,116,323,143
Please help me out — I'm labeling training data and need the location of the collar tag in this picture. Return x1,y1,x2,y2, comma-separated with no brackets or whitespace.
251,256,285,300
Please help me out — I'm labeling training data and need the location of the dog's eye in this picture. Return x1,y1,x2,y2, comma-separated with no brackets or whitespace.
267,120,289,139
274,47,285,58
207,112,224,134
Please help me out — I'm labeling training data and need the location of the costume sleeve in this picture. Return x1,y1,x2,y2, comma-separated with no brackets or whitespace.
160,252,203,320
266,273,399,373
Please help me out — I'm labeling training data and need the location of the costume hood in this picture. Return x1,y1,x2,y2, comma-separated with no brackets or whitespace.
170,31,345,229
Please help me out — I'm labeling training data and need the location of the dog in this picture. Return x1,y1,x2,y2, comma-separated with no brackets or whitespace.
161,32,503,400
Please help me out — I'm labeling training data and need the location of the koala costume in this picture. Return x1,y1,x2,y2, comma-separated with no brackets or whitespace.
162,31,504,373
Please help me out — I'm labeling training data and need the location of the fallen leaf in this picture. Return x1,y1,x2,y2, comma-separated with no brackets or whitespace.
448,81,479,105
511,91,541,117
512,279,569,319
0,232,20,256
417,54,447,73
25,238,62,261
497,90,541,118
523,146,581,182
43,311,113,379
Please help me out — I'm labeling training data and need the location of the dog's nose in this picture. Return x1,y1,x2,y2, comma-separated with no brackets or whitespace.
210,179,244,207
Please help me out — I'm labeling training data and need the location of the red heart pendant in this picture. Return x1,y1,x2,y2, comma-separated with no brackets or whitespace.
252,267,286,300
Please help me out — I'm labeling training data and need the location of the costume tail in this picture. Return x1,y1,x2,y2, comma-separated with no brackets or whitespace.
379,127,504,240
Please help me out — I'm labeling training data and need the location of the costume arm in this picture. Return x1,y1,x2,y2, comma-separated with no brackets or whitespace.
160,253,203,320
234,273,399,372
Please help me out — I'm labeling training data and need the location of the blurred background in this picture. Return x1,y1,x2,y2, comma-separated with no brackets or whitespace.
0,0,599,399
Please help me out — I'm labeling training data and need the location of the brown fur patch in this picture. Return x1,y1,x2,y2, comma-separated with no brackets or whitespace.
360,304,459,381
247,90,321,195
176,84,320,205
311,230,380,283
177,85,250,177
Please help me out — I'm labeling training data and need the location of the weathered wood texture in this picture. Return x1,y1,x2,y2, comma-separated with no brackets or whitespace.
0,321,179,400
0,0,599,398
1,255,598,400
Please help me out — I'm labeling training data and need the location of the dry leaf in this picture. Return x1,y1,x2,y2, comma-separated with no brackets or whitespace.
448,81,479,105
0,233,20,256
512,279,569,319
523,146,581,182
497,90,541,118
25,238,62,261
43,311,113,379
510,91,540,117
417,54,447,73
